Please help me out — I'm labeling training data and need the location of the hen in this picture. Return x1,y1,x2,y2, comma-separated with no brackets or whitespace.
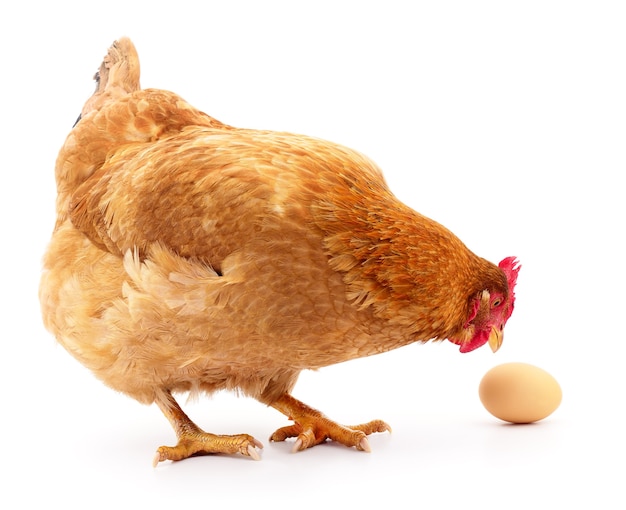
40,38,520,465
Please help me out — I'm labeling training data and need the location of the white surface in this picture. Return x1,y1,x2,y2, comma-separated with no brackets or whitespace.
2,1,624,508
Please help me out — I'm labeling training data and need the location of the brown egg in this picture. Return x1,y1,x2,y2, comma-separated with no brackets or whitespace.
479,362,562,423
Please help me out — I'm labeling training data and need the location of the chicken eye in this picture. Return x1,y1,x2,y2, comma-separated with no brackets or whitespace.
491,298,502,308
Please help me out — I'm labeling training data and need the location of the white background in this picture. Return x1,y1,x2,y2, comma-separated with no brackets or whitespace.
2,1,624,508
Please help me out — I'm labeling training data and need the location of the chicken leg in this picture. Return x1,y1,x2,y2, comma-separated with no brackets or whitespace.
269,394,391,452
152,390,263,466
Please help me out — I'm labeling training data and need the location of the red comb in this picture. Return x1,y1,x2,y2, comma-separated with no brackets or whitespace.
498,257,520,320
499,257,520,290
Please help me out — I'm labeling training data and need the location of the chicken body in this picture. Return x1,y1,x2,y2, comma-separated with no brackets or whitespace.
40,38,519,463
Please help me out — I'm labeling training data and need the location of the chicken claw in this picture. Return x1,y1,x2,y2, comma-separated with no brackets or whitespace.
153,433,263,466
269,394,391,452
359,436,371,453
153,390,263,465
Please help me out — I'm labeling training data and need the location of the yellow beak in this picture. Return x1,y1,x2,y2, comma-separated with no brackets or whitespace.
488,326,503,353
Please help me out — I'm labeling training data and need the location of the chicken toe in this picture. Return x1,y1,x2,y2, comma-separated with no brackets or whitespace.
153,390,263,465
268,394,391,452
153,431,263,466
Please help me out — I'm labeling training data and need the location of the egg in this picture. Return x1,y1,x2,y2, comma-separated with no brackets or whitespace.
479,362,562,423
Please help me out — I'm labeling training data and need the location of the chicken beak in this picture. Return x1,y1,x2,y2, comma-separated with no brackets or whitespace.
488,326,503,353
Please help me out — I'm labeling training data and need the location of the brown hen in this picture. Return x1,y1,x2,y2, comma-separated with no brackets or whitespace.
40,37,520,464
